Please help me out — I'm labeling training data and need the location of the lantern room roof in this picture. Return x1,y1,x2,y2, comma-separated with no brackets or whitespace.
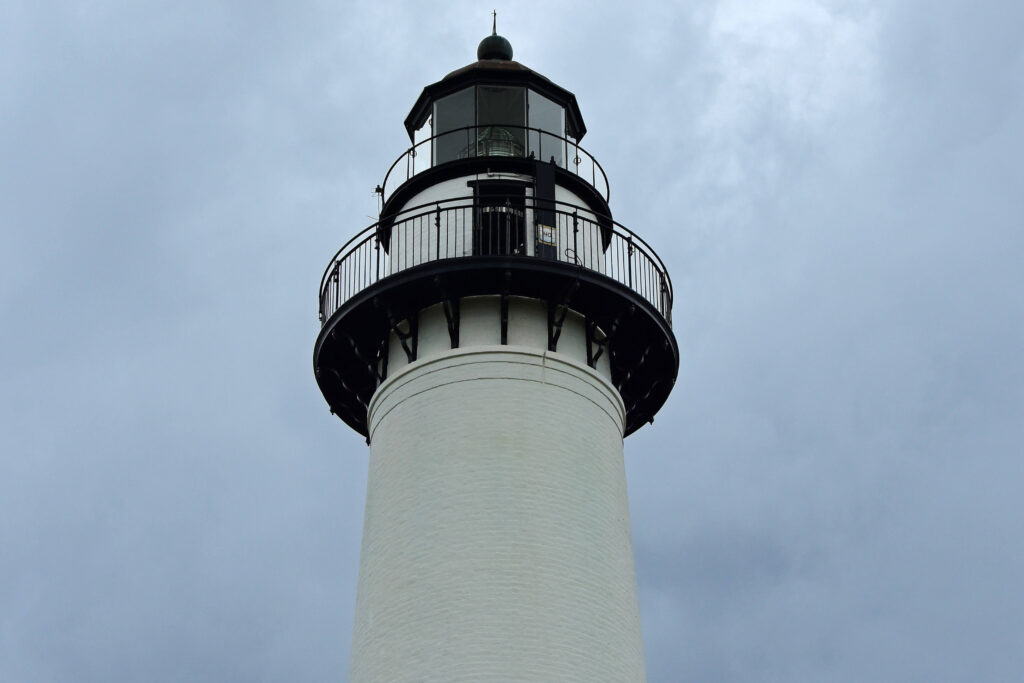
402,57,588,143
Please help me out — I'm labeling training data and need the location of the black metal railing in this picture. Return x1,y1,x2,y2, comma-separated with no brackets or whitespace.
380,125,610,202
319,196,672,327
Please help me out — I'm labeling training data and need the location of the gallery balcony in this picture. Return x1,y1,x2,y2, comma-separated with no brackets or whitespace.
314,195,677,437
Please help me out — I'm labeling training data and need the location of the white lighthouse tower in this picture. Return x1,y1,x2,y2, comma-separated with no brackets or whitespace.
314,28,677,682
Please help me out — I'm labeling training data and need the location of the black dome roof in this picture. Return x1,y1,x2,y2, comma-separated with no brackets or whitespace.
477,33,513,61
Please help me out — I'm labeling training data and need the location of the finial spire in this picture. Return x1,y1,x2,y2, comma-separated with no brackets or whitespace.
477,13,513,61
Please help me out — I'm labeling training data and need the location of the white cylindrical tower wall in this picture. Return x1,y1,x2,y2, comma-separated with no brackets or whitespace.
349,301,645,683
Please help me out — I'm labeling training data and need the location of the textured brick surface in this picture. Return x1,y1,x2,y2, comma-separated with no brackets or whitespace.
351,346,645,682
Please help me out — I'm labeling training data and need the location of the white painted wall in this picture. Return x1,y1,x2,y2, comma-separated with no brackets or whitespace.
350,343,645,682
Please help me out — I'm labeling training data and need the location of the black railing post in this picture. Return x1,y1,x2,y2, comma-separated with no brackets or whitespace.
659,272,668,319
375,234,380,281
627,235,635,289
340,262,344,307
435,204,441,261
572,210,579,266
505,198,513,255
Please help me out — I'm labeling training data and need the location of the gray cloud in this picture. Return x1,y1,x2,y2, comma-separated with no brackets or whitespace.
2,1,1022,681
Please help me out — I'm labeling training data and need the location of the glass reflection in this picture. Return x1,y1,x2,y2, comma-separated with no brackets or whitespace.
432,88,474,165
475,86,526,158
430,87,568,167
528,91,565,166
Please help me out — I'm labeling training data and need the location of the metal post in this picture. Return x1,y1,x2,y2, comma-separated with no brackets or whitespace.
572,210,579,266
435,204,441,261
659,272,667,319
627,235,634,289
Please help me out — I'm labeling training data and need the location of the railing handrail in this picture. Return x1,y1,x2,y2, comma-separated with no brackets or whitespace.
318,197,672,329
379,124,610,203
319,195,672,301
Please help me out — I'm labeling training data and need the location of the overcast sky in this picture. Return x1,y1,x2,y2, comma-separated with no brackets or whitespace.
2,1,1022,681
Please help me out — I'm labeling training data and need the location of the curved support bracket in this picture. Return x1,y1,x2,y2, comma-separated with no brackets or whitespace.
585,318,608,369
548,279,579,352
376,297,419,363
433,276,460,349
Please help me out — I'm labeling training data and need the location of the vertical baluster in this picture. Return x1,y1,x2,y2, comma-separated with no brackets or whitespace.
572,210,579,265
616,236,621,283
627,235,634,289
614,237,622,282
645,259,650,303
645,259,651,304
435,204,441,261
651,261,656,307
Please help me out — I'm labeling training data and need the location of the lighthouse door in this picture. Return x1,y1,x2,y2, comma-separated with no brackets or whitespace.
470,181,526,257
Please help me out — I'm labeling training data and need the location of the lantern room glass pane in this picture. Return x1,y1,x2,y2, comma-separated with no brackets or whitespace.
475,86,526,158
433,87,475,165
528,90,565,167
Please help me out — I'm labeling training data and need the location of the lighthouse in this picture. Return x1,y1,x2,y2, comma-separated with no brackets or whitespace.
314,27,677,683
